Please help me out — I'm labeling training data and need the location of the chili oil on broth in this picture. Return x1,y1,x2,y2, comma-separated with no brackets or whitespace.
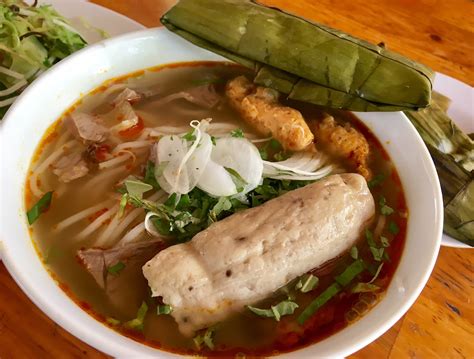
25,61,407,356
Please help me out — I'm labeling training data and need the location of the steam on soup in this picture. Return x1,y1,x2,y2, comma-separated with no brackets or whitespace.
26,62,406,356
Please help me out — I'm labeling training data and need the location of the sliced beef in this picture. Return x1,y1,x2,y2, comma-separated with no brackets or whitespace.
111,88,143,107
52,152,89,183
77,239,166,315
225,76,314,151
66,112,108,143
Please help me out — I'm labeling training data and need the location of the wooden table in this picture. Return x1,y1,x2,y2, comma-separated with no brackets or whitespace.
1,0,473,358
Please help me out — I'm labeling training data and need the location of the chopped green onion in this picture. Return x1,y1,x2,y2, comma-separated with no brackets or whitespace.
370,246,384,262
27,191,53,225
210,197,232,218
269,139,282,150
124,301,148,331
156,304,172,315
124,179,153,199
367,173,386,188
193,327,216,350
211,135,217,145
380,236,390,248
296,274,319,293
388,221,400,234
379,197,394,215
106,317,120,326
107,261,125,275
230,128,244,138
247,300,299,322
350,246,358,259
298,260,365,324
351,282,380,293
118,193,129,218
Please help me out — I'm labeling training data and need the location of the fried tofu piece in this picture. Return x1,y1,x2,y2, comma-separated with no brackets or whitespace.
310,115,371,179
226,76,314,151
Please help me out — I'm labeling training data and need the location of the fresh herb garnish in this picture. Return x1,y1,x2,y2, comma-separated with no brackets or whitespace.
27,191,53,225
247,300,299,321
211,135,217,146
380,236,390,247
298,260,365,324
118,193,129,218
106,317,120,326
182,130,197,142
230,128,244,138
388,221,400,234
156,304,172,315
124,179,153,199
366,229,384,261
107,261,125,275
193,327,216,350
210,197,232,220
124,301,148,331
224,167,248,193
144,161,160,189
350,246,358,259
379,196,394,215
295,274,319,293
351,263,384,293
367,173,386,188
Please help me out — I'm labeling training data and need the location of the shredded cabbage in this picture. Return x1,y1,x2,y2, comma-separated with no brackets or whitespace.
0,0,87,119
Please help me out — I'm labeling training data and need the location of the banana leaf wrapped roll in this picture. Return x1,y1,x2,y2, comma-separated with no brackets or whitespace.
161,0,435,111
404,94,474,246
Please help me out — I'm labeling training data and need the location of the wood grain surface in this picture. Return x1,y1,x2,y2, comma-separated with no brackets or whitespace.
1,0,473,358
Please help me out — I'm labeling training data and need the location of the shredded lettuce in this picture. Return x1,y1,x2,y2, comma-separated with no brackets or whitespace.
0,0,87,119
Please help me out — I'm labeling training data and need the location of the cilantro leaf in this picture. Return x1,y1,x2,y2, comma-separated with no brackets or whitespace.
230,128,244,138
247,300,298,321
107,261,125,275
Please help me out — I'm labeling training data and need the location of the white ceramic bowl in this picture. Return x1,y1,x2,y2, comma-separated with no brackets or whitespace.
0,28,443,358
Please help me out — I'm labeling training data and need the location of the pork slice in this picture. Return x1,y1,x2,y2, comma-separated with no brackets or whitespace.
143,173,375,336
78,239,166,314
67,112,108,143
52,152,89,183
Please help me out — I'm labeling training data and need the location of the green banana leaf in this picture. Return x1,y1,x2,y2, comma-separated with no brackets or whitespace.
161,0,435,111
405,94,474,246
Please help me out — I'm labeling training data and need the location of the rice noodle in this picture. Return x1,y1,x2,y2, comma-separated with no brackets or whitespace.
76,205,119,240
0,96,18,107
112,140,153,154
54,130,72,150
98,152,134,170
0,66,24,79
29,139,78,197
0,79,27,97
54,199,115,232
117,222,146,246
95,191,163,247
83,165,128,192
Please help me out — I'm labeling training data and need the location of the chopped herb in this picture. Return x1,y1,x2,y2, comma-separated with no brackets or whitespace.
144,161,160,189
259,147,268,160
106,317,120,326
388,221,400,235
350,246,358,259
211,135,217,146
369,263,384,283
368,173,386,188
274,151,291,161
182,129,196,142
230,128,244,138
124,179,153,199
107,261,125,275
247,300,298,322
351,282,380,293
298,260,365,324
224,167,248,193
193,327,216,350
370,246,384,261
124,301,148,331
269,139,282,150
379,197,394,215
296,274,319,293
210,197,232,219
27,191,53,225
380,236,390,248
118,193,129,218
365,229,376,247
156,304,172,315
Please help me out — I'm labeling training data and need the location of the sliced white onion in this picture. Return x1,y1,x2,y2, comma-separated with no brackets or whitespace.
145,211,164,237
197,137,263,196
156,120,212,195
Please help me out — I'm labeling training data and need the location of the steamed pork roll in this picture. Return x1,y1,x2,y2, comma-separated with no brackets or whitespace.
143,173,375,336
